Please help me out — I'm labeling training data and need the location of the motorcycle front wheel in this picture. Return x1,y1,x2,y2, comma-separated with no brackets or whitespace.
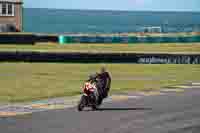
97,97,103,106
92,105,97,111
77,95,87,111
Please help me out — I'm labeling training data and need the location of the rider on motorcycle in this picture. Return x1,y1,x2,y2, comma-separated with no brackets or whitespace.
84,74,99,101
78,74,99,111
85,67,111,106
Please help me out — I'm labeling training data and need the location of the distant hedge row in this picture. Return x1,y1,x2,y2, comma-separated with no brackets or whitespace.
59,35,200,43
0,34,58,44
0,51,199,64
1,33,200,44
0,34,36,44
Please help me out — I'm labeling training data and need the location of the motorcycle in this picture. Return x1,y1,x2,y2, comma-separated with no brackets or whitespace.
77,81,99,111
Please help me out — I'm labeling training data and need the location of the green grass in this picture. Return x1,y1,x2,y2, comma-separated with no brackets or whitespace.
0,63,200,103
0,43,200,54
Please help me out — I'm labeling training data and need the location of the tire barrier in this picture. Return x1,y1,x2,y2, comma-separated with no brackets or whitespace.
58,35,200,44
0,51,199,64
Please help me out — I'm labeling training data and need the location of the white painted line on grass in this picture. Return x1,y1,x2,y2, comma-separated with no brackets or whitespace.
192,83,200,86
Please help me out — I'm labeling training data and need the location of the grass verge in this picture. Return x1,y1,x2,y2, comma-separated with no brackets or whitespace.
0,63,200,103
0,43,200,54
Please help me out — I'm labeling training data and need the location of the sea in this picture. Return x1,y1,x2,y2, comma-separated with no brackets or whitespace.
23,8,200,34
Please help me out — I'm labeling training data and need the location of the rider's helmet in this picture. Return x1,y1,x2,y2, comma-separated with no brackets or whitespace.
100,66,106,73
88,73,97,82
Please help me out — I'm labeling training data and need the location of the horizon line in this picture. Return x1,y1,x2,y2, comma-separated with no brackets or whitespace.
24,7,200,13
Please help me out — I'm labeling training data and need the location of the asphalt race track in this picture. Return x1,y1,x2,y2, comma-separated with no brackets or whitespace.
0,88,200,133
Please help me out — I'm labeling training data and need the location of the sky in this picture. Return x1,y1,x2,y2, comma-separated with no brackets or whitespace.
24,0,200,12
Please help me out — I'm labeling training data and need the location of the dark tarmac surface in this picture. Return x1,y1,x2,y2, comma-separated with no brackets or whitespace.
1,88,200,133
